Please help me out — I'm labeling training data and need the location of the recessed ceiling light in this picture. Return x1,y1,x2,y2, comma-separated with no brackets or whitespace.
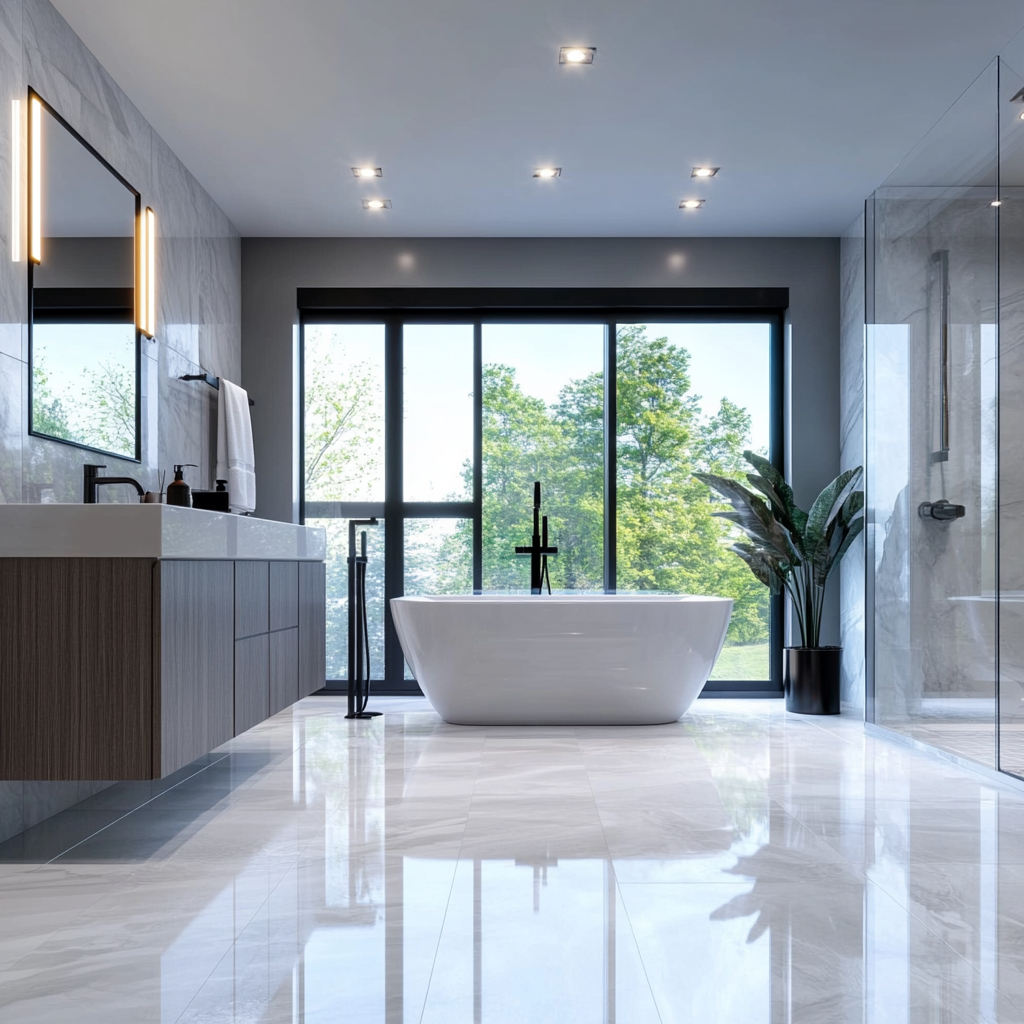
534,167,562,178
691,166,720,178
559,46,596,64
679,199,705,210
362,198,392,210
1019,110,1024,120
992,200,1002,207
352,166,382,178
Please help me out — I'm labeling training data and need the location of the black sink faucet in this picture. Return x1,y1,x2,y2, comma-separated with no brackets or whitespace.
515,481,558,594
83,464,145,504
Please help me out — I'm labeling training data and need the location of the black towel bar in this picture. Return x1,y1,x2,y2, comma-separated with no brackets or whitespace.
179,373,255,407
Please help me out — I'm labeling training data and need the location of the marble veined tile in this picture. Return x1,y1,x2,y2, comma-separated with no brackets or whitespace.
7,697,1024,1020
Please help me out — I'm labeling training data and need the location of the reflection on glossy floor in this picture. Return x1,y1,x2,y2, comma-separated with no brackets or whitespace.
878,697,1024,778
4,697,1024,1022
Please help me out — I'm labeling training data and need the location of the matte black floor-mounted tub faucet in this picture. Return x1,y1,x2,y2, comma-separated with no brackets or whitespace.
515,481,558,594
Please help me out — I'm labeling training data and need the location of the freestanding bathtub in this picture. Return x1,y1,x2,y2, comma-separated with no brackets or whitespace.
390,594,732,726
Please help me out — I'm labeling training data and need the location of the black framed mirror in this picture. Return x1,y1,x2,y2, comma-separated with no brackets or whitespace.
28,89,141,462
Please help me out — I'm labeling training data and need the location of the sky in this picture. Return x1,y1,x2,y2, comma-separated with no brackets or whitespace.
307,321,772,501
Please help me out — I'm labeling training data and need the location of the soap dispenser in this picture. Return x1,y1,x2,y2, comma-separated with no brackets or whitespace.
166,464,197,507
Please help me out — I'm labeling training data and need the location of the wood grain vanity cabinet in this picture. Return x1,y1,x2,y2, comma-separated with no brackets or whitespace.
0,556,326,782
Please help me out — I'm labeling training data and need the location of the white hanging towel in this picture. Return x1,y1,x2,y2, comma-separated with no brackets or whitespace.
216,379,256,514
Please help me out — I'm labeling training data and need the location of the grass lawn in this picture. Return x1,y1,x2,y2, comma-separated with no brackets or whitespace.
710,642,770,681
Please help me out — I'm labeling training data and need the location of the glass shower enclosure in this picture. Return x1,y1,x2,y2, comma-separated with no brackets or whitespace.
866,54,1024,778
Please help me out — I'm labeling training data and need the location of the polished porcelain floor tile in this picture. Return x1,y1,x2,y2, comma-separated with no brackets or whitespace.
5,697,1024,1021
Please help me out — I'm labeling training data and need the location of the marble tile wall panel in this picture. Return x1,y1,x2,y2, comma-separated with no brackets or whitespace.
839,212,866,711
0,0,241,841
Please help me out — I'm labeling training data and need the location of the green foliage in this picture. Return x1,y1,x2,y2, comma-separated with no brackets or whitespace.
695,456,864,647
33,347,136,459
83,360,136,457
32,358,77,442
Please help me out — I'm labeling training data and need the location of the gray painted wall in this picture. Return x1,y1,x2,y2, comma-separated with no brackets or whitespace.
0,0,241,842
242,235,841,642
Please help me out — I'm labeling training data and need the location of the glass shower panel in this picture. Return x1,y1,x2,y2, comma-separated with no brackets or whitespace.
998,57,1024,778
868,61,999,769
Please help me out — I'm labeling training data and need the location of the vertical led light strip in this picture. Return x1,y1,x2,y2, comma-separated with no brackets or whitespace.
11,100,19,262
137,207,147,332
145,207,156,336
29,95,41,263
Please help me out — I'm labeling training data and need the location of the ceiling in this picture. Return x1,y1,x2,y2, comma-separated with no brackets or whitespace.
49,0,1024,237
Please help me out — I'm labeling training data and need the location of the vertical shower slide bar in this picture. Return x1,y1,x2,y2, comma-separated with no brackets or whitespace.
933,249,951,462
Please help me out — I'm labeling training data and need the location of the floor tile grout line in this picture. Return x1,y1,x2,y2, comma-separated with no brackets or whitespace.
413,710,481,1024
578,728,666,1024
171,819,319,1024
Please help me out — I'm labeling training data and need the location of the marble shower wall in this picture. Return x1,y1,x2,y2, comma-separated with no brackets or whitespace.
839,212,865,710
0,0,241,842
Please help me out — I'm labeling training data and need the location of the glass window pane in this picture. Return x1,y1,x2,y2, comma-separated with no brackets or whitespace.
403,325,473,501
404,517,473,679
615,322,772,681
481,324,605,593
404,518,473,596
304,324,385,502
307,517,385,681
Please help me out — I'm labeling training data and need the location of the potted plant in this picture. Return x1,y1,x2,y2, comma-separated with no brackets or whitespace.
694,452,864,715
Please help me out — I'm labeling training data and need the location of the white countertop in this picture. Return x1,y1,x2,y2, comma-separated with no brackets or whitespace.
0,504,327,560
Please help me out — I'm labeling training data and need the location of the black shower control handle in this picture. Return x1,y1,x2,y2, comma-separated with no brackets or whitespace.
918,499,966,522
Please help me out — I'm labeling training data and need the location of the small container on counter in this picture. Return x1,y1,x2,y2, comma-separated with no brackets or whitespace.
166,464,197,508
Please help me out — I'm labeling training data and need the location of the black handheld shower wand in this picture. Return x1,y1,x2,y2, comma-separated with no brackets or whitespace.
346,518,381,720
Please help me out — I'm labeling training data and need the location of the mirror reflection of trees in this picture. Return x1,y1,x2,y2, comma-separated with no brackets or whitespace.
33,330,137,460
304,323,771,680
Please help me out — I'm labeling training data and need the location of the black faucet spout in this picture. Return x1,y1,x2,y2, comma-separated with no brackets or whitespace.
83,464,146,504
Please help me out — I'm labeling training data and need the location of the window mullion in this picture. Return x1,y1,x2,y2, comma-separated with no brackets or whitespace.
604,322,617,593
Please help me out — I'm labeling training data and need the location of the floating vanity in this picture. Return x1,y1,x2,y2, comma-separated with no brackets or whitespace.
0,506,327,782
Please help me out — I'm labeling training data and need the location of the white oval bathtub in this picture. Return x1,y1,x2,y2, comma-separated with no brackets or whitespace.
390,594,733,726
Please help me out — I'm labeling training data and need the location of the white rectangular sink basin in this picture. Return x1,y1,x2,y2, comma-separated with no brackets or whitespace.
0,504,326,560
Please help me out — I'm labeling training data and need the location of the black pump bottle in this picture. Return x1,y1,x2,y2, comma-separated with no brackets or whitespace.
166,464,197,507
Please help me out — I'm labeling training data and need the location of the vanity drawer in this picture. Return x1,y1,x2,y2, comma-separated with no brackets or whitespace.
270,627,299,715
234,634,269,735
235,561,269,638
269,561,299,631
298,561,326,698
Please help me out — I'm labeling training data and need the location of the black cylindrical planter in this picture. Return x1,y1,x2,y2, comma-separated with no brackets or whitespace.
783,647,841,715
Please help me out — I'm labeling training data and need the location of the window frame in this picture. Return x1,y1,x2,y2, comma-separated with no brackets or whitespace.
299,288,787,696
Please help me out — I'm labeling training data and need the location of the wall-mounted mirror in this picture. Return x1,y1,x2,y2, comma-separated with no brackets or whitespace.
28,90,140,462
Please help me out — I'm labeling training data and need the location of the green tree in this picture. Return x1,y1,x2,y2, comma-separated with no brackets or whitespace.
32,353,78,443
82,359,136,458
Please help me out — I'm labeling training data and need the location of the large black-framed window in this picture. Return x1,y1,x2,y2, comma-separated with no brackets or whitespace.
299,288,787,696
